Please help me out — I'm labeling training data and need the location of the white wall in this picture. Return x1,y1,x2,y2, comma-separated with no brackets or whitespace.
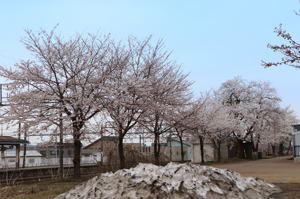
191,143,215,163
0,157,42,168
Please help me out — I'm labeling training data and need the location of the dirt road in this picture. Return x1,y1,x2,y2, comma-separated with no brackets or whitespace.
212,156,300,199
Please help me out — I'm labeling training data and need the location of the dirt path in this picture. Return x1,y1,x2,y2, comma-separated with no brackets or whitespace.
212,156,300,199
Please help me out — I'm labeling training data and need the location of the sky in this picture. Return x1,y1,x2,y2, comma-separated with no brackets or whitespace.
0,0,300,120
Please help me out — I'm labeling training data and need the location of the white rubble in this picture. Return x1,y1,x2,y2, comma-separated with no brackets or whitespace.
55,162,281,199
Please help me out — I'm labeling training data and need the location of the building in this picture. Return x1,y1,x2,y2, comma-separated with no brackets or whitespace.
84,136,118,154
191,140,228,163
292,124,300,161
160,138,192,162
37,142,75,166
0,150,43,168
38,143,74,158
0,136,29,168
84,136,148,165
81,149,102,164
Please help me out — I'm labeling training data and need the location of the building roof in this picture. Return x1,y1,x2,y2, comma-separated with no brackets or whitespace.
84,136,118,149
37,142,73,149
0,136,29,145
293,124,300,132
81,148,102,155
3,150,42,157
167,137,192,147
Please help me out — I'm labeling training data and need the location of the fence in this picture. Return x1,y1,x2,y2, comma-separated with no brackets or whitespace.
0,157,99,169
0,160,169,186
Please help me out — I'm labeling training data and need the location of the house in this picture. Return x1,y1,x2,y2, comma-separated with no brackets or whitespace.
292,124,300,161
84,136,149,164
84,136,118,151
81,148,102,164
159,138,192,162
0,150,43,168
84,136,118,162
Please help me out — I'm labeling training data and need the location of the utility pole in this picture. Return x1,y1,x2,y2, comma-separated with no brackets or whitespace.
59,110,64,179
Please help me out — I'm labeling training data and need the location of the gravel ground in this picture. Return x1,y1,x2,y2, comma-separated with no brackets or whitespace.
212,156,300,198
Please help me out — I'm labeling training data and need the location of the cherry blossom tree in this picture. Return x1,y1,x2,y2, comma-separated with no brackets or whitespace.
167,103,195,162
216,77,283,159
0,29,114,177
101,38,150,169
259,107,297,155
205,99,235,162
263,24,300,69
181,95,214,164
102,37,192,167
139,58,192,165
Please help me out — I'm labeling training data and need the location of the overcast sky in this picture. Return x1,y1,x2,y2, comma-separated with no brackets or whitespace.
0,0,300,121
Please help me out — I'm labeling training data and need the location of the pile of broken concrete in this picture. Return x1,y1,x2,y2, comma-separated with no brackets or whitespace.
55,162,281,199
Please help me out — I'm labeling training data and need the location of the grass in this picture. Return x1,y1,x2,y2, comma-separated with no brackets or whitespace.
0,176,92,199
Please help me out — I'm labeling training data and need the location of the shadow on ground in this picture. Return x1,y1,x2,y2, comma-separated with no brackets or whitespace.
271,184,300,199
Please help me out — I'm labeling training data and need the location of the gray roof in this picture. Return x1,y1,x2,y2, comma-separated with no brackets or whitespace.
0,136,29,145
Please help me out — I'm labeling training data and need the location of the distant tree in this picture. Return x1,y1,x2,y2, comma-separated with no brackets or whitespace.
259,107,297,155
185,95,214,164
205,99,235,162
216,77,282,159
168,103,195,162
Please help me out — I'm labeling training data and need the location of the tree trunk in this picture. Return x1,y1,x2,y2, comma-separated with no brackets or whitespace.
244,142,253,159
217,141,221,162
236,139,245,159
287,141,292,155
279,142,284,155
179,135,184,162
73,135,81,178
59,113,64,179
199,136,204,164
253,134,260,153
154,132,160,165
17,123,21,169
118,135,125,169
271,144,276,155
